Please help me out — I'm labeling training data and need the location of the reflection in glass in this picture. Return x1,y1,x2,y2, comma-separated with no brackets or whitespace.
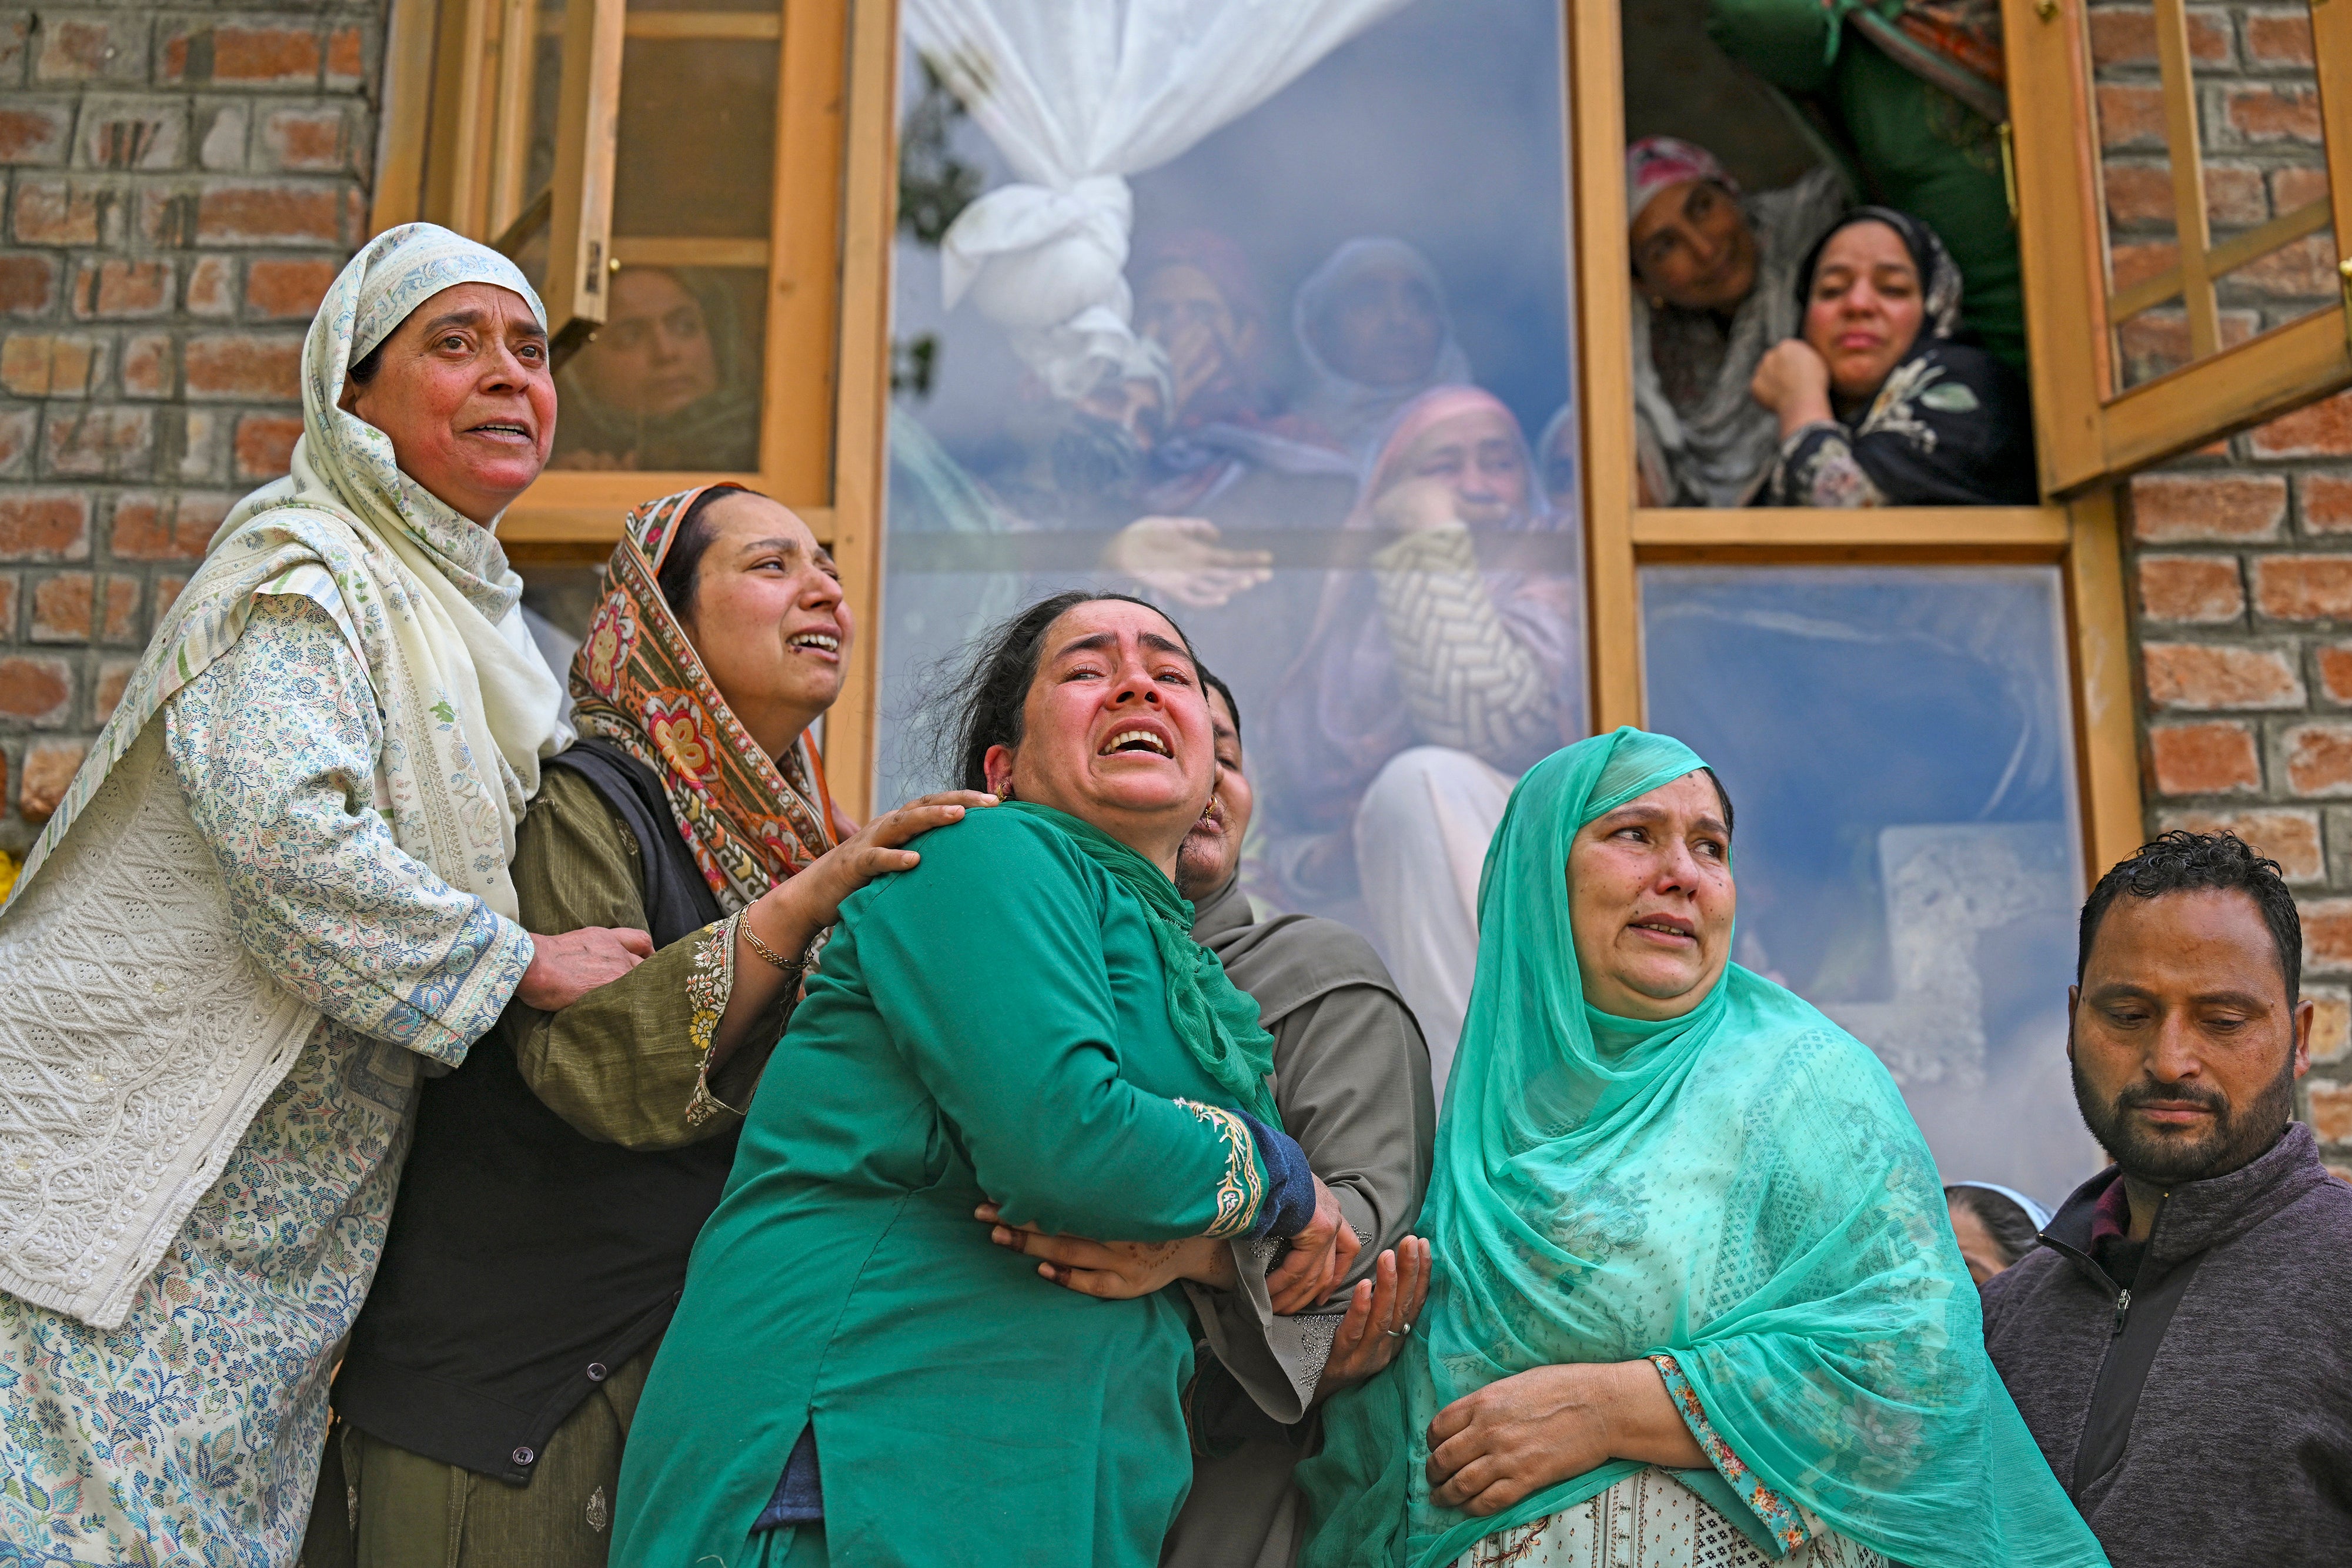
550,266,764,471
2094,0,2340,388
878,0,1582,1086
1643,566,2102,1206
519,0,778,468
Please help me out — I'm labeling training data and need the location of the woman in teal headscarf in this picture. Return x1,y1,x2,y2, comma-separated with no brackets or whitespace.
1297,728,2106,1568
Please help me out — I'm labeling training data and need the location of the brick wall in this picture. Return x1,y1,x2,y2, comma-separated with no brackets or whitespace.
2087,0,2352,1164
0,3,378,861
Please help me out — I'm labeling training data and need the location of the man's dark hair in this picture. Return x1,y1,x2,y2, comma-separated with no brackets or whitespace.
938,591,1197,793
1199,667,1240,747
2077,829,2301,999
654,483,756,623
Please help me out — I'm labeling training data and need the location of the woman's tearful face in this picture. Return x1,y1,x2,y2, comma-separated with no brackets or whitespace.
1801,220,1926,407
1567,770,1735,1020
985,599,1215,854
342,281,556,524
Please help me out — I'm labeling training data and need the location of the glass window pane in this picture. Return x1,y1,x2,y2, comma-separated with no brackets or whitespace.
532,0,778,472
1643,565,2102,1205
2095,0,2338,388
878,0,1583,1083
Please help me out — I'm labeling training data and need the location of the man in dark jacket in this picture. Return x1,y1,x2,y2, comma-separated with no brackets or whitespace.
1981,829,2352,1566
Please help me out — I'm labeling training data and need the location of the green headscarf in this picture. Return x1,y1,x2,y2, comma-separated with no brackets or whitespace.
1296,728,2104,1568
1001,801,1280,1126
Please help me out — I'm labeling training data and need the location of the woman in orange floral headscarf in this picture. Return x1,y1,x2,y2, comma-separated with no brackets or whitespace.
326,483,992,1568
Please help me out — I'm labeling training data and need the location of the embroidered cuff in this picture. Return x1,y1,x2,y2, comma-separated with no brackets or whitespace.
1237,1110,1317,1242
684,911,748,1127
1650,1352,1811,1552
1176,1099,1267,1239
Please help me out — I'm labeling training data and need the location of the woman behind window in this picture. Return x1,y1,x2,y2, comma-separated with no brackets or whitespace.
1750,207,2036,507
612,592,1339,1568
1627,136,1846,507
1294,727,2104,1568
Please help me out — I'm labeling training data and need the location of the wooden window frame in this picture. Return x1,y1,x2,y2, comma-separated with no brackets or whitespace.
2004,0,2352,492
377,0,2151,842
1566,0,2146,880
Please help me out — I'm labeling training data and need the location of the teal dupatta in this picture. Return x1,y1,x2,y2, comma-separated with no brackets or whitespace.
1295,729,2106,1568
1001,801,1279,1126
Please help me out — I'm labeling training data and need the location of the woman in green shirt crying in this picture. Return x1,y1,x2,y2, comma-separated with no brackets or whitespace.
613,591,1339,1568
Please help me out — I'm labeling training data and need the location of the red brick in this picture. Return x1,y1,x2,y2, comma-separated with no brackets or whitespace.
234,413,302,479
121,334,171,399
176,409,226,482
2097,84,2166,149
0,103,72,165
245,257,336,320
11,179,104,246
2305,476,2352,537
2228,235,2343,298
99,576,139,645
2132,472,2287,541
2102,163,2171,227
73,258,171,320
2143,642,2303,710
2272,167,2331,213
2310,1080,2352,1143
0,254,58,315
35,18,139,83
2251,392,2352,460
2309,991,2350,1065
2224,85,2323,145
2149,723,2263,794
0,655,72,723
2159,807,2324,880
29,572,92,641
93,655,138,723
195,183,341,246
2315,643,2352,703
326,27,365,88
2110,240,2179,293
2137,555,2243,623
43,405,154,479
2117,309,2260,382
2253,556,2352,621
2244,8,2315,67
186,255,235,317
112,493,214,561
213,25,323,85
0,493,89,560
0,571,14,640
0,407,34,477
2201,164,2269,229
2307,900,2352,975
0,333,103,397
2285,723,2352,795
17,740,85,822
155,574,189,621
80,105,183,171
185,333,300,400
263,108,348,173
2086,6,2231,66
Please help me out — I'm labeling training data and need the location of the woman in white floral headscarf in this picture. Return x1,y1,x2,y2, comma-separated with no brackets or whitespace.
0,223,640,1563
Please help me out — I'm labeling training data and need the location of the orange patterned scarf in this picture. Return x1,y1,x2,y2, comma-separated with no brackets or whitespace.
568,485,837,912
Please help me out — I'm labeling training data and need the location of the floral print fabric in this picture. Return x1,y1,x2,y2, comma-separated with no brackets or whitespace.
569,485,836,916
1650,1352,1809,1550
1453,1469,1890,1568
0,599,527,1566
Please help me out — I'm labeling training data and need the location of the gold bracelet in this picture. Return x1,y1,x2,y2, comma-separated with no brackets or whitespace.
739,917,809,975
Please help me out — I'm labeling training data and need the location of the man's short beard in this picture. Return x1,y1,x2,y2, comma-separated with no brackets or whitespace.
2072,1048,2296,1184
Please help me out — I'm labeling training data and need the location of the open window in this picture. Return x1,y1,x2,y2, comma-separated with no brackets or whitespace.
375,0,851,547
2007,0,2352,484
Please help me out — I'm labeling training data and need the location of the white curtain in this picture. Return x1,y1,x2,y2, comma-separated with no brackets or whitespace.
904,0,1413,397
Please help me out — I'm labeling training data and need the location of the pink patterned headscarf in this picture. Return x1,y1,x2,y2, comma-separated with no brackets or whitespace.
1625,136,1738,230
